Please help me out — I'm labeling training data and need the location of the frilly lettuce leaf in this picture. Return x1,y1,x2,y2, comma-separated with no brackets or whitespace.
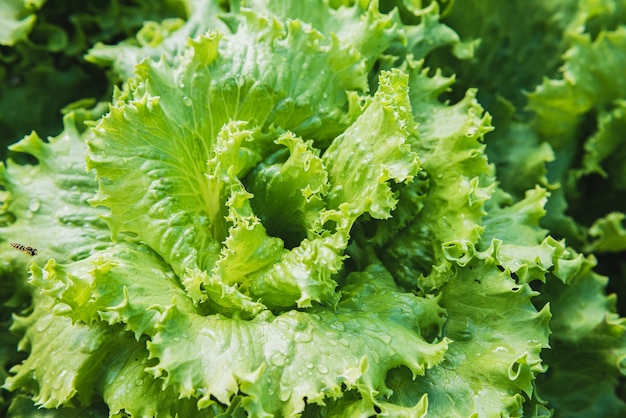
481,186,626,415
528,27,626,146
0,106,112,414
527,21,626,249
241,0,403,69
0,112,110,272
147,265,449,416
85,0,228,80
481,98,557,201
372,58,494,289
87,8,419,310
402,1,474,62
428,8,626,414
322,69,419,220
2,294,217,417
587,212,626,253
0,0,186,149
434,0,576,110
29,244,195,339
86,9,368,261
3,294,117,409
412,241,551,417
0,0,45,46
534,264,626,417
0,309,21,411
23,241,449,415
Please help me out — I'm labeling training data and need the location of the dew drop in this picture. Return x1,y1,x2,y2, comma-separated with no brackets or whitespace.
378,333,392,344
52,371,67,390
135,379,145,386
53,303,72,315
339,338,350,347
304,361,314,369
78,337,102,354
330,322,345,332
28,198,41,212
182,96,193,107
317,365,328,374
457,319,477,342
294,320,308,331
270,352,286,367
36,314,54,332
279,384,292,402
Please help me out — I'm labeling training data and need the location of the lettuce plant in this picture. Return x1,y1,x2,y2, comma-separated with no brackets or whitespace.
1,0,625,417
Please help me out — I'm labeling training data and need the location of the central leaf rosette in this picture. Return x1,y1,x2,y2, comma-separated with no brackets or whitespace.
86,14,419,312
73,12,454,415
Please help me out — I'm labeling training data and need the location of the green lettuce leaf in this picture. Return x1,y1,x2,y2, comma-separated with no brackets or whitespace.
241,0,403,69
434,0,576,109
373,58,494,289
0,0,45,46
535,265,626,417
25,240,449,415
481,185,626,415
29,243,195,338
0,107,111,414
0,0,187,150
147,265,449,416
481,98,557,202
527,22,626,249
406,242,551,417
528,27,626,146
0,112,110,271
86,9,418,310
2,293,218,417
85,0,227,80
587,212,626,253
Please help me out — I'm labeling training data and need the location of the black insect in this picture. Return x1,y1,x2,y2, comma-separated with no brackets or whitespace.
10,242,38,256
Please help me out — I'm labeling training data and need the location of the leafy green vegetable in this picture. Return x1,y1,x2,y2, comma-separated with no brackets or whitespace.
1,0,625,416
0,0,187,154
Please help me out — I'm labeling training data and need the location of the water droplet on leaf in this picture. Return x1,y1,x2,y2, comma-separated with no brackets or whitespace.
36,314,54,332
270,352,286,367
378,333,392,344
28,198,41,212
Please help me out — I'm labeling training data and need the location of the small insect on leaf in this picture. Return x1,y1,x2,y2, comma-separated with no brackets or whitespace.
10,242,38,256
